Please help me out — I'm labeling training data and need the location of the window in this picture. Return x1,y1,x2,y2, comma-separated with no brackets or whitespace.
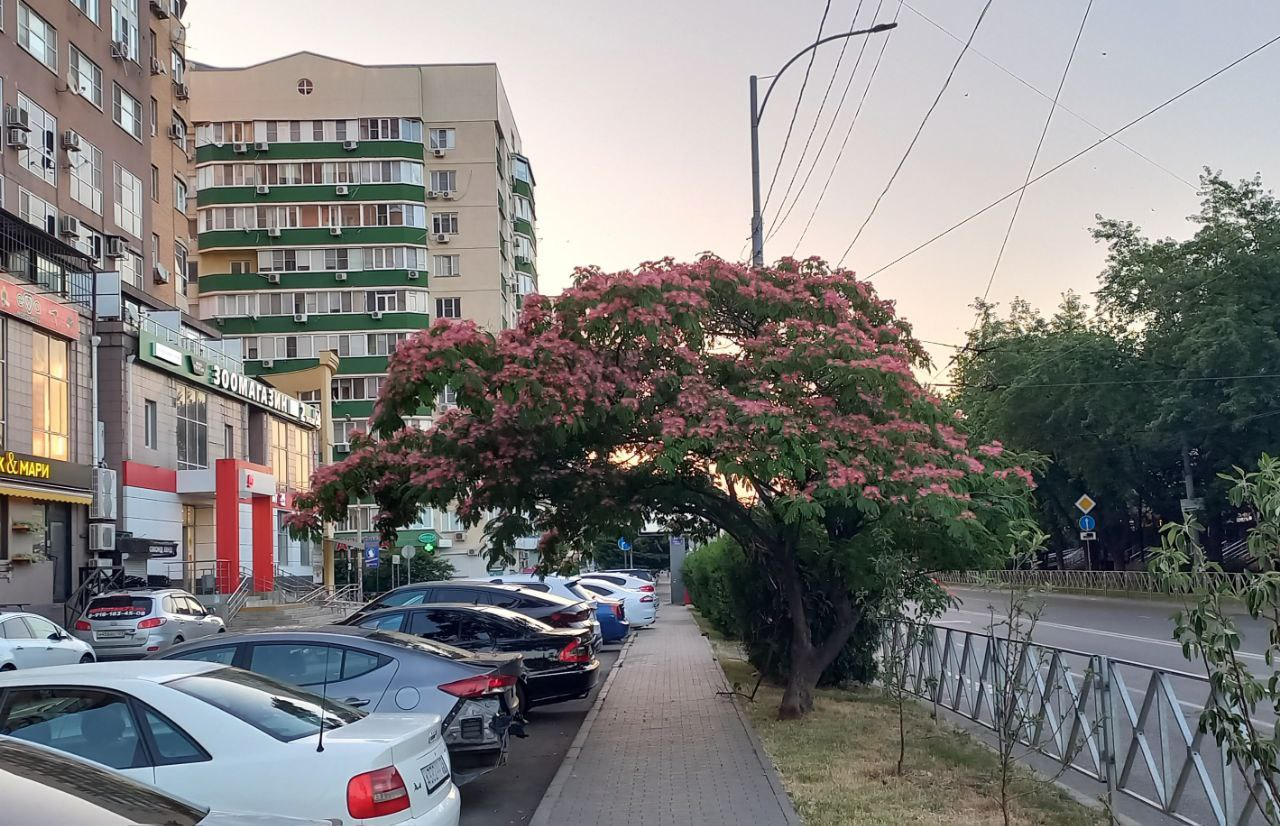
140,708,208,765
297,78,314,95
68,138,103,214
175,384,208,470
170,668,365,743
170,644,238,665
429,170,456,193
144,399,157,448
432,254,460,278
17,95,57,186
435,297,461,319
113,164,142,238
150,164,159,201
112,83,142,140
68,45,103,108
71,0,99,21
110,0,138,61
150,96,157,136
169,113,186,145
32,332,69,461
224,423,234,459
432,212,458,235
18,3,57,70
429,128,455,151
170,49,184,84
18,189,57,236
359,613,406,633
0,318,5,448
173,175,187,214
176,242,189,296
119,249,143,288
0,689,145,770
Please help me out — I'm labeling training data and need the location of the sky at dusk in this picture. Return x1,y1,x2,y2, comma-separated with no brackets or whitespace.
185,0,1280,379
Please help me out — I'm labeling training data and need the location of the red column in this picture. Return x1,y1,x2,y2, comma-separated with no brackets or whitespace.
214,459,240,594
252,495,274,593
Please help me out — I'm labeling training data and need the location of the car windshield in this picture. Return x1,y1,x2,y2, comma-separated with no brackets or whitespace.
0,739,207,824
169,666,366,742
85,595,152,620
368,630,475,660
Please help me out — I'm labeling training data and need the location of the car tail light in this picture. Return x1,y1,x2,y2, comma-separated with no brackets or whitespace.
640,595,655,603
73,620,91,631
638,584,655,592
137,617,166,629
612,603,624,620
347,766,410,819
439,672,517,699
558,639,591,663
550,610,589,625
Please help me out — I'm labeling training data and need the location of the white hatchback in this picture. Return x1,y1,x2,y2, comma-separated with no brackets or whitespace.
0,661,460,826
0,612,95,669
577,579,658,627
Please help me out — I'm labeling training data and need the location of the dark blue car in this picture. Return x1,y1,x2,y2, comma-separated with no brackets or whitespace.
596,596,630,643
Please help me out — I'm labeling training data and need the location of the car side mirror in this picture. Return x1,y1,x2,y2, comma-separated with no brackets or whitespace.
48,632,63,641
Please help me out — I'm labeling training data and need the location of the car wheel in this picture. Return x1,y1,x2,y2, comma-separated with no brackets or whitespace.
172,636,184,645
517,681,531,717
79,654,95,664
217,627,226,633
0,664,14,672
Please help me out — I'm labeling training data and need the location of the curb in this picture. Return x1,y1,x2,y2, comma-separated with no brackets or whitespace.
528,631,637,826
699,633,804,826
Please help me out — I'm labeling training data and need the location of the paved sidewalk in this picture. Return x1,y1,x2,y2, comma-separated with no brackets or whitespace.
530,603,799,826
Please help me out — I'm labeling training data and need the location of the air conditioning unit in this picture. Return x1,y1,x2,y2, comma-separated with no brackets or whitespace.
370,310,383,320
329,226,342,236
89,523,116,552
434,233,449,244
233,142,248,154
335,185,350,196
255,141,269,151
294,313,308,323
110,40,129,60
150,0,170,18
167,124,184,141
61,130,82,152
267,226,282,237
90,468,118,520
153,264,170,284
5,106,31,131
442,192,455,201
105,236,126,259
334,272,348,282
256,184,270,194
432,148,446,158
267,273,281,284
174,83,190,101
342,140,359,151
58,215,81,238
149,57,166,76
6,129,29,149
262,359,274,368
335,442,351,454
406,270,420,280
426,191,439,200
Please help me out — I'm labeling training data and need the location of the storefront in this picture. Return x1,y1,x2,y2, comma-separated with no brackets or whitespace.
0,451,95,607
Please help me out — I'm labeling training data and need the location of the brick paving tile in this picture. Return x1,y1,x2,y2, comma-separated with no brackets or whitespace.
532,603,797,826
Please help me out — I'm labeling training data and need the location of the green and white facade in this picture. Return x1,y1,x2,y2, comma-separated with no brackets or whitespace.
190,53,537,576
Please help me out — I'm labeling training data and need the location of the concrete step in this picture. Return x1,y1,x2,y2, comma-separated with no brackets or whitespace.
230,602,350,630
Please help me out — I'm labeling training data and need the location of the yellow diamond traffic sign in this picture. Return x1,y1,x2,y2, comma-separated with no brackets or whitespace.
1074,494,1096,514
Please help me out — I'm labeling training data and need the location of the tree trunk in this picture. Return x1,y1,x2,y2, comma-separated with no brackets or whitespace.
778,646,822,719
775,554,863,720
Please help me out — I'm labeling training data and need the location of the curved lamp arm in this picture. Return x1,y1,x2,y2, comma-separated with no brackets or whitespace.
755,23,898,123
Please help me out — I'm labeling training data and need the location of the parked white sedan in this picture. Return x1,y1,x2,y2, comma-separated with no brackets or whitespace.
0,661,460,825
0,612,95,669
577,579,658,627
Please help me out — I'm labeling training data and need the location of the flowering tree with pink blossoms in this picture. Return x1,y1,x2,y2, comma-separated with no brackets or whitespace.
290,256,1035,719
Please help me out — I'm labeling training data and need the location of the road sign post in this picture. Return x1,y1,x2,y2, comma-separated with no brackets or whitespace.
401,546,417,585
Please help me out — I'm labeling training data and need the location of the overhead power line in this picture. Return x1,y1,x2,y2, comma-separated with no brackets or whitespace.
867,30,1280,280
761,0,833,214
763,0,867,242
792,0,902,256
934,372,1280,390
837,0,994,268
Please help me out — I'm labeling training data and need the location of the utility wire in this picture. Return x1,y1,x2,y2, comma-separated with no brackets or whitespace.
837,0,994,268
761,0,833,214
792,0,902,255
934,371,1280,390
980,0,1093,305
900,0,1196,190
764,0,869,243
867,31,1280,280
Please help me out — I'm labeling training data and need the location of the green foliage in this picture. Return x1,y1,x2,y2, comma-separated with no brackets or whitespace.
590,535,669,572
335,549,456,595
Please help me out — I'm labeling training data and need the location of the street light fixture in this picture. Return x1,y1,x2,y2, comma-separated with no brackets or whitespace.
749,22,898,267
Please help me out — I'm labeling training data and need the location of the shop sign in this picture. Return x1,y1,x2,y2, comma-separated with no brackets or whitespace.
138,332,321,428
0,450,92,490
0,275,80,339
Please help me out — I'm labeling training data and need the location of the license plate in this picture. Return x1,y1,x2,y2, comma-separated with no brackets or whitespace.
421,756,449,793
97,631,127,639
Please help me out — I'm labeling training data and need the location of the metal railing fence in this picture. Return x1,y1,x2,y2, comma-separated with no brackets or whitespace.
941,570,1252,596
881,621,1278,825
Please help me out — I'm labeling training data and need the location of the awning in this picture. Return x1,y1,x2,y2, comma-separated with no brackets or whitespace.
0,483,93,506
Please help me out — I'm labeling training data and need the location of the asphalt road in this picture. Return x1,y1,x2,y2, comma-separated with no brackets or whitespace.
459,645,622,826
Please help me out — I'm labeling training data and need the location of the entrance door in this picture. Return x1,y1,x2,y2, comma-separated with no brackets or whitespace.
41,503,72,603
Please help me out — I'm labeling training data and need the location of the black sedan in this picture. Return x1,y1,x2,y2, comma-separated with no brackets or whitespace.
346,581,597,633
343,604,601,709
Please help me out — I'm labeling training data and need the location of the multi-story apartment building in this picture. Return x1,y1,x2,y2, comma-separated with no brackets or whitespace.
190,52,538,577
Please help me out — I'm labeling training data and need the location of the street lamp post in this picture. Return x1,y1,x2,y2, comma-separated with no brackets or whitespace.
749,23,898,267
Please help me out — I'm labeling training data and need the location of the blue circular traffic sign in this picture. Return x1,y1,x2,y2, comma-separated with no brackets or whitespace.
618,537,632,551
1078,514,1096,531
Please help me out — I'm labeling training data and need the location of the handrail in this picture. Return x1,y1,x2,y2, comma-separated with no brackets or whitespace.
222,567,256,624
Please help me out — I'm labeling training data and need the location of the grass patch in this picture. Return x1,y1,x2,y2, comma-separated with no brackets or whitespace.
691,609,1105,826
